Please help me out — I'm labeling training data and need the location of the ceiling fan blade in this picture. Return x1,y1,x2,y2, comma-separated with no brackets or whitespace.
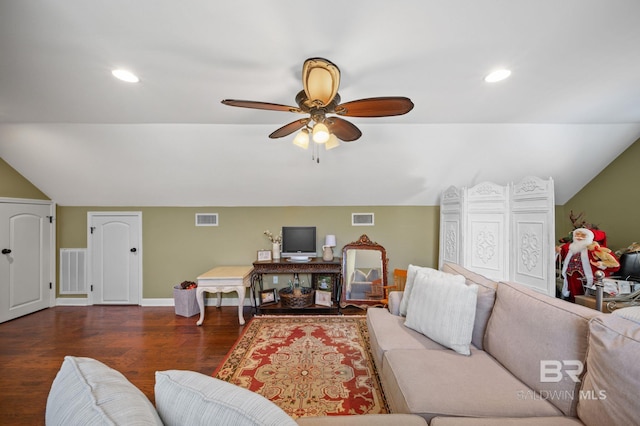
302,58,340,107
269,118,310,139
221,99,302,113
335,97,414,117
326,117,362,142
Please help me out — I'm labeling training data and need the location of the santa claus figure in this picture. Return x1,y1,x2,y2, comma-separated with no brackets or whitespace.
558,228,620,301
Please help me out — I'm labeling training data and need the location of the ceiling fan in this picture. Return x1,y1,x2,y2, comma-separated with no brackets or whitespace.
221,58,414,146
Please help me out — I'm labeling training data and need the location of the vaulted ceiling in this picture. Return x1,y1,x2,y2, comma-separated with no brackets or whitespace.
1,0,639,206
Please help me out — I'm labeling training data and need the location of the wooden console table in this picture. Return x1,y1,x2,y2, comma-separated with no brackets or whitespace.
251,258,342,314
195,265,253,326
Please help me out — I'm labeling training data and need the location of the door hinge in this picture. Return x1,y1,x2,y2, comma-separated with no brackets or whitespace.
46,215,54,224
90,284,93,292
90,226,96,234
49,282,52,289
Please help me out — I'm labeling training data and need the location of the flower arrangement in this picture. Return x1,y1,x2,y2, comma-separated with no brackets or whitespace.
179,280,197,290
264,230,282,244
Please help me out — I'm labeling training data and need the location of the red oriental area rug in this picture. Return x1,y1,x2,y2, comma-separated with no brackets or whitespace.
213,315,388,419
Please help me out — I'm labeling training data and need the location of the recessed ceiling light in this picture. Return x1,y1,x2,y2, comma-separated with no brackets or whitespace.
112,69,140,83
484,69,511,83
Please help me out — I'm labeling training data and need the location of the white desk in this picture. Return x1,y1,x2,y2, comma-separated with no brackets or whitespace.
196,265,253,326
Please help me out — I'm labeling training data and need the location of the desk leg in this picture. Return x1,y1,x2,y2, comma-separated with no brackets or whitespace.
196,288,206,326
250,273,262,315
237,287,246,325
216,293,222,308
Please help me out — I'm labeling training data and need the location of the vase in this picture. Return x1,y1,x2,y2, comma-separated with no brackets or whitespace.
272,242,281,260
322,245,334,261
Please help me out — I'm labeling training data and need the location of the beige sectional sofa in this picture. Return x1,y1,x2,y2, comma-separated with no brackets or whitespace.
45,261,639,425
46,355,428,425
367,262,640,425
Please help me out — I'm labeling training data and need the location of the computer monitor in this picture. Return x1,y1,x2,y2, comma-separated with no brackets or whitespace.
281,226,317,261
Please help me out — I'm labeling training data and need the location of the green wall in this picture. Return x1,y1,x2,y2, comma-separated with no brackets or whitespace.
0,158,49,200
57,206,439,298
558,138,640,251
4,137,639,300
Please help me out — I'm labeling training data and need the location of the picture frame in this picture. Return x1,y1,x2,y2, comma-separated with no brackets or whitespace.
257,250,272,262
313,274,333,293
259,288,277,305
315,290,332,307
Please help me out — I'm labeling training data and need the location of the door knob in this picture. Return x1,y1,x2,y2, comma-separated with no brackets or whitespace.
130,248,137,253
2,248,11,254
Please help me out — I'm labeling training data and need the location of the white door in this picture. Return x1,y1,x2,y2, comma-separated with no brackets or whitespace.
0,200,53,323
88,212,142,305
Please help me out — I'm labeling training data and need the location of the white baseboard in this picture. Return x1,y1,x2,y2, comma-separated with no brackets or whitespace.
55,297,252,307
56,297,90,306
142,297,252,307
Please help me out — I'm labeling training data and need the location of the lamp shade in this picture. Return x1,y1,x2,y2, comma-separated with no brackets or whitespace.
325,134,340,150
312,122,330,143
325,235,336,247
302,58,340,106
293,129,310,149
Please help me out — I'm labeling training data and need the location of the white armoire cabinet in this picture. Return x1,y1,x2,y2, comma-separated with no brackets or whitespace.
439,176,556,296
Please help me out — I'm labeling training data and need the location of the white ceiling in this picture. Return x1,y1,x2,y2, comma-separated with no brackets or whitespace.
1,0,639,206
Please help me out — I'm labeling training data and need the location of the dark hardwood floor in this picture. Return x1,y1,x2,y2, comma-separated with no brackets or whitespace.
0,305,253,425
0,305,364,425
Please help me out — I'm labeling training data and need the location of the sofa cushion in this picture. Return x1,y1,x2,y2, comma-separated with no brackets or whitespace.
577,314,640,426
399,265,465,316
349,282,372,299
296,413,427,425
155,370,297,426
404,270,478,355
381,349,562,422
441,262,498,350
430,417,584,425
45,356,162,425
483,281,601,417
612,305,640,324
387,290,403,316
398,264,425,316
366,307,447,372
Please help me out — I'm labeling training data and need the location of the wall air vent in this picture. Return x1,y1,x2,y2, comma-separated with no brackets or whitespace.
195,213,218,227
60,249,87,294
352,213,374,226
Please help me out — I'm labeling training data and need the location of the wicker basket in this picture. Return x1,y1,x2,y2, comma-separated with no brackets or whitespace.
279,287,314,308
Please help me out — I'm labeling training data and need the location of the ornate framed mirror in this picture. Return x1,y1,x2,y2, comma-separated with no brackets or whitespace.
340,234,388,309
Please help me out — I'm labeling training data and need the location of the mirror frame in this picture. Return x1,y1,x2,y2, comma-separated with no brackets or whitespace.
340,234,389,309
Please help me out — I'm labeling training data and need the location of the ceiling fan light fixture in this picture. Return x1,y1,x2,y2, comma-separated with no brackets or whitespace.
325,134,340,150
302,58,340,106
484,69,511,83
222,57,414,151
112,69,140,83
293,129,310,149
312,122,330,143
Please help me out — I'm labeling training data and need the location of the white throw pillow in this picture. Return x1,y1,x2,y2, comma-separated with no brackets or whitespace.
404,270,478,355
612,306,640,324
399,265,464,317
155,370,298,426
352,269,367,282
46,356,162,425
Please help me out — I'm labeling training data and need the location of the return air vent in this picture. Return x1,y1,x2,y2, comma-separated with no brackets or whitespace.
195,213,218,226
60,249,87,294
352,213,374,226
